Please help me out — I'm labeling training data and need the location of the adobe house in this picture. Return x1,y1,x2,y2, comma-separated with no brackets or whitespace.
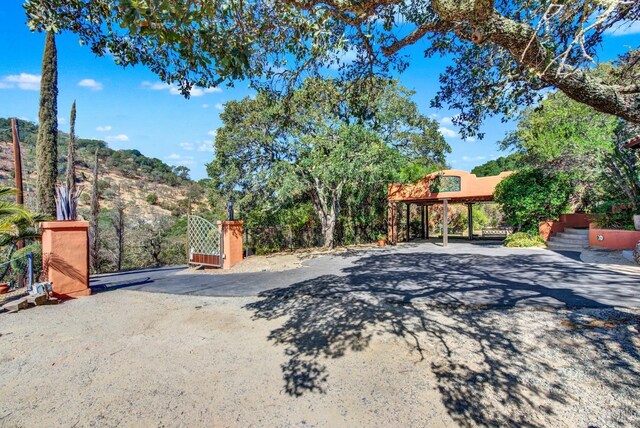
387,169,513,246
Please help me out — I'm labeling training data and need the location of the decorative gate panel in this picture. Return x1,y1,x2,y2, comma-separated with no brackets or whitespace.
187,216,223,267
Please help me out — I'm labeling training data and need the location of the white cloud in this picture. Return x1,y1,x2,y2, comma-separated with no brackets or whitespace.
96,125,112,132
165,153,195,166
329,48,359,70
105,134,129,142
1,73,41,90
215,103,224,110
439,126,457,138
78,78,103,91
440,116,453,125
197,140,215,152
202,104,209,109
464,136,477,142
142,81,222,97
462,155,486,162
605,20,640,36
207,129,217,137
179,142,194,151
57,117,67,125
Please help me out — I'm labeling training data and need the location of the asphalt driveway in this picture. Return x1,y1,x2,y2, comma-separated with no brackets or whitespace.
90,241,640,309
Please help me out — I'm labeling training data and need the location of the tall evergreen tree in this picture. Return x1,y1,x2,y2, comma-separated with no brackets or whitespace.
90,149,100,272
66,100,77,194
35,31,58,217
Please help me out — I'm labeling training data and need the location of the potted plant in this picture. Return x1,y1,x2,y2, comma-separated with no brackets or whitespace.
377,233,387,247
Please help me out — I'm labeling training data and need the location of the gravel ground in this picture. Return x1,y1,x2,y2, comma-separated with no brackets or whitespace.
1,288,638,427
580,248,640,275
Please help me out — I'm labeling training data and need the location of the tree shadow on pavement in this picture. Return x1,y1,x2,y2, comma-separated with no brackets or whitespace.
245,251,640,426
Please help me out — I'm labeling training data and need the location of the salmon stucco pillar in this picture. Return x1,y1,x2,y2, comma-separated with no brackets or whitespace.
40,221,91,298
217,220,244,269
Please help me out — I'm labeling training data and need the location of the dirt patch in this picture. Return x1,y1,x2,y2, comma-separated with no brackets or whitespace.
179,243,379,275
0,290,638,427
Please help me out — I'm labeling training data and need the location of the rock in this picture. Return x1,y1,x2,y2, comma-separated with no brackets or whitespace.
46,297,59,305
2,297,29,313
634,241,640,265
26,294,48,306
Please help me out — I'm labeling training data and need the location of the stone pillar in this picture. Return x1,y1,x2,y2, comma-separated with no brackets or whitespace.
40,221,91,298
217,220,244,270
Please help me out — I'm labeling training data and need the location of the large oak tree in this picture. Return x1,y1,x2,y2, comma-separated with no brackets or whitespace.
208,78,448,248
25,1,639,137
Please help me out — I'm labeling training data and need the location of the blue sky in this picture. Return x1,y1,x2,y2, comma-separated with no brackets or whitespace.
0,2,638,180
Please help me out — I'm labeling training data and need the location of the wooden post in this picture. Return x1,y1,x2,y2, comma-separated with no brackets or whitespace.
406,203,410,242
426,205,430,239
467,203,473,240
442,199,448,247
421,205,426,239
186,198,191,263
387,201,398,245
11,118,24,251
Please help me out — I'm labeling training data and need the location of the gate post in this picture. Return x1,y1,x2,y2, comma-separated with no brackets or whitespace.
217,220,244,270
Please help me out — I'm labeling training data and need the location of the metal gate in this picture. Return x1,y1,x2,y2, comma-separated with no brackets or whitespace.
187,215,223,268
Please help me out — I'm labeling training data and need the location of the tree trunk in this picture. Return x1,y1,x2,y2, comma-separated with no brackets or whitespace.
35,31,58,217
113,196,125,271
309,181,343,249
321,210,337,249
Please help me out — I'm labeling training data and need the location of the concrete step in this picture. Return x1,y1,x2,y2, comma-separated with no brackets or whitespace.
555,232,588,242
563,228,589,236
548,237,589,247
546,241,586,250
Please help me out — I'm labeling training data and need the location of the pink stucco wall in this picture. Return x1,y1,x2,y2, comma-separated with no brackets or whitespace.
589,227,640,250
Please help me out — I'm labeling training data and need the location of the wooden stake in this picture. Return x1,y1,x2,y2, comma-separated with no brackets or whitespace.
11,118,24,206
11,118,25,252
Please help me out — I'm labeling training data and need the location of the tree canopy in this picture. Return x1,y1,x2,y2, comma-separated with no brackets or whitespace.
471,153,523,177
208,78,448,247
25,0,640,136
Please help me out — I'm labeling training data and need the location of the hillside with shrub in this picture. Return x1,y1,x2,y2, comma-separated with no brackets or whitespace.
0,118,216,273
0,118,208,218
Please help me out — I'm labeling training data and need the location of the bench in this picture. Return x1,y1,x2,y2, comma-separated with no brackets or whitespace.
481,227,513,239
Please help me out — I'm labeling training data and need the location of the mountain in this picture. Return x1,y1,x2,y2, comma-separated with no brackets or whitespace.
0,118,208,219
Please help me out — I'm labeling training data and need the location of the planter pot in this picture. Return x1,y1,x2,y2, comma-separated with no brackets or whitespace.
377,239,386,247
634,215,640,231
0,283,9,294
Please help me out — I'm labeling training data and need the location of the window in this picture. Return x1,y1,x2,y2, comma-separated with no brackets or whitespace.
430,175,461,193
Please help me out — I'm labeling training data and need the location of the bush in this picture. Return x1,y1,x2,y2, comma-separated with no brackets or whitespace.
494,168,572,233
591,201,635,230
504,232,546,248
146,194,159,205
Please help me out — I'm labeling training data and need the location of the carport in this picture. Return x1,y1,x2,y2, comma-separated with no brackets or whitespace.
387,169,512,246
